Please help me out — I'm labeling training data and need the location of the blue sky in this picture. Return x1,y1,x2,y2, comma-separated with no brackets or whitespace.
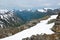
0,0,60,9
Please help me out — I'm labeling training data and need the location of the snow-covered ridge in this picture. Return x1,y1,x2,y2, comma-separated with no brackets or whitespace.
0,15,58,40
44,8,54,10
19,8,54,12
0,10,14,28
0,10,13,19
37,8,54,12
37,9,47,12
0,9,8,14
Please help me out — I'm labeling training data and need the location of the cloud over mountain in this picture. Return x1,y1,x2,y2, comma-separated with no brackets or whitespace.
0,0,60,9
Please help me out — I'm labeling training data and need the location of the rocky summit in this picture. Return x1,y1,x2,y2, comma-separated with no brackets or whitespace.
52,12,60,33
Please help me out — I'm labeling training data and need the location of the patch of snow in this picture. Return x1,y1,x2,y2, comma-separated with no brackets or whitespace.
27,9,31,11
19,9,23,12
0,15,4,19
0,9,8,14
0,15,58,40
0,24,3,28
44,8,54,10
37,9,47,12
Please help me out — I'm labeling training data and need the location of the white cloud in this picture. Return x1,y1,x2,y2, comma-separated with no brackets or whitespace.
58,3,60,5
43,3,51,6
0,0,60,9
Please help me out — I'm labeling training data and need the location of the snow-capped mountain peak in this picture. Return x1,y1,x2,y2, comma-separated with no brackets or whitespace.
43,8,54,10
0,10,23,28
27,9,31,11
0,9,8,14
37,9,47,12
19,9,23,12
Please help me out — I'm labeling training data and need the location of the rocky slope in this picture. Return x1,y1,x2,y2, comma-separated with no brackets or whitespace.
52,12,60,33
0,10,23,28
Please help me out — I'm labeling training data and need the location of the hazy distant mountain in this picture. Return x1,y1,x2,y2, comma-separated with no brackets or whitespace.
14,9,47,22
14,8,59,21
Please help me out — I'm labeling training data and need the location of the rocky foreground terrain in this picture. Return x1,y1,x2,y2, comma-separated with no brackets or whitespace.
22,34,60,40
22,12,60,40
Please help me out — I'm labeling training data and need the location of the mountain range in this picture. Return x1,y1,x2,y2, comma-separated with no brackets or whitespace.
0,8,60,28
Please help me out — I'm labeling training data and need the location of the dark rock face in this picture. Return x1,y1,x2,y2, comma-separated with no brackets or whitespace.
22,34,60,40
52,12,60,33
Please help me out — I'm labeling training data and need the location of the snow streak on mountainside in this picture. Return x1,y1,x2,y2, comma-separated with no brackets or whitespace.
0,9,8,14
37,9,47,12
0,15,58,40
0,10,23,28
